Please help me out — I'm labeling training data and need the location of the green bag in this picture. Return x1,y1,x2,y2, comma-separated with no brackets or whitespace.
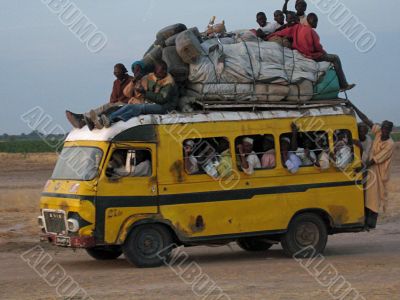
313,68,340,100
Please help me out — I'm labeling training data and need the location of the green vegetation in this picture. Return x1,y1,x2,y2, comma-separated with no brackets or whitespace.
0,131,65,153
392,132,400,142
0,139,63,153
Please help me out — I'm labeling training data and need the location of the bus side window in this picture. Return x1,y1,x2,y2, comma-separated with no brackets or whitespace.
107,149,152,178
280,131,330,172
183,137,233,179
333,130,354,170
234,135,276,175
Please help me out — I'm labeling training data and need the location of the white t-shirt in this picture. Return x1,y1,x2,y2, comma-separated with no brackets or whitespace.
286,153,302,174
318,152,331,170
260,22,280,34
113,160,151,177
186,155,199,174
336,146,352,170
133,160,151,177
296,148,317,166
242,152,262,175
299,14,309,25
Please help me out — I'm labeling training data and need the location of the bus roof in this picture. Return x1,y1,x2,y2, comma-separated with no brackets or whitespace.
66,106,353,142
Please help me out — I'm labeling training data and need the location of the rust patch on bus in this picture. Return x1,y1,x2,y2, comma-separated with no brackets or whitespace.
174,222,191,236
170,160,184,183
60,201,69,212
189,215,205,233
328,206,349,225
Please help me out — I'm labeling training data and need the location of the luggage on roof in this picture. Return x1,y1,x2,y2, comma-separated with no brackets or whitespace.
134,22,343,112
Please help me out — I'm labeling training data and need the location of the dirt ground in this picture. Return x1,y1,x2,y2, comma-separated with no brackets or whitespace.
0,149,400,300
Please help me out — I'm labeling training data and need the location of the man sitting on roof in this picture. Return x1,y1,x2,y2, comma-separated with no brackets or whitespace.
94,61,178,129
267,13,355,91
66,63,141,130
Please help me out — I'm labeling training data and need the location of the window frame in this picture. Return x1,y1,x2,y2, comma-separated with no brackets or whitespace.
182,137,233,177
106,147,153,178
234,134,277,173
279,131,330,170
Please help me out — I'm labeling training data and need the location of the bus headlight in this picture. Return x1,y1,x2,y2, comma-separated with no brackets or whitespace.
67,219,80,233
38,216,45,229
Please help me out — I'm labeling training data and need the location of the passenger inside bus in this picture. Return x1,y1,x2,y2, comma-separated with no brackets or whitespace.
313,133,331,170
334,130,353,170
280,123,302,174
107,149,151,178
183,138,233,178
184,140,200,175
261,136,276,169
237,137,261,175
216,138,233,178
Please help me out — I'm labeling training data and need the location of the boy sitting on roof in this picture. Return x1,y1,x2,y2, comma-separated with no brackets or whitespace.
267,13,355,91
254,12,281,39
283,0,308,25
93,61,178,129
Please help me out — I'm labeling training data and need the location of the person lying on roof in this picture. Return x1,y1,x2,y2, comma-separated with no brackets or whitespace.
65,63,144,130
92,61,178,129
267,13,355,91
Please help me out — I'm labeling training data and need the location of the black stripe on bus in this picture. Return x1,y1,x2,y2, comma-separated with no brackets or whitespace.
42,180,363,242
41,180,362,207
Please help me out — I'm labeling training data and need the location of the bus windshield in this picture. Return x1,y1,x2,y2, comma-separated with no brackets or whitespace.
51,147,103,181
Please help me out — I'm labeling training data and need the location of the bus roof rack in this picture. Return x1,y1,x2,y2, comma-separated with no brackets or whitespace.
194,98,349,112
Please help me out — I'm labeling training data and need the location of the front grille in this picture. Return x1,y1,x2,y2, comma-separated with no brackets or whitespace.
43,211,67,234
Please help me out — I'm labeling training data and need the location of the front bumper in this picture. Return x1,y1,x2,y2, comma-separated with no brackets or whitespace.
40,233,96,248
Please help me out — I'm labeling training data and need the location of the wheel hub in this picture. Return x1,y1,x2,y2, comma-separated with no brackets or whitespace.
295,222,319,247
137,231,162,256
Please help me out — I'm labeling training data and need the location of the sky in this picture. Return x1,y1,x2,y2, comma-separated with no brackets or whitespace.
0,0,400,135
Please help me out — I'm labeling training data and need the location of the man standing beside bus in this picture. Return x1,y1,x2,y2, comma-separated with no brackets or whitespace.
350,102,395,229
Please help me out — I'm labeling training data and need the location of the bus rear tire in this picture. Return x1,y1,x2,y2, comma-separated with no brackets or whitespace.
123,224,173,268
281,213,328,258
237,238,273,252
86,246,122,260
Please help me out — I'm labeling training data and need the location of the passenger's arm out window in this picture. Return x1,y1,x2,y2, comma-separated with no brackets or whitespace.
107,149,152,178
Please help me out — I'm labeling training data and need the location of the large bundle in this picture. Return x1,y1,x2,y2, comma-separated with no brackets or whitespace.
162,46,189,83
186,83,291,102
189,40,331,84
138,24,339,104
175,29,204,64
156,23,187,46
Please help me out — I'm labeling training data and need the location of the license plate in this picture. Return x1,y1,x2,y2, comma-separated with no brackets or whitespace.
55,236,71,246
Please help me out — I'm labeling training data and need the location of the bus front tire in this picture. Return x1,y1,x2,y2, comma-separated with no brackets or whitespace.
237,238,273,252
86,246,123,260
123,224,173,268
281,213,328,258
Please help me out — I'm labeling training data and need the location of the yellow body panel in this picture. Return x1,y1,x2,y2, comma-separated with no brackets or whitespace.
39,114,365,247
